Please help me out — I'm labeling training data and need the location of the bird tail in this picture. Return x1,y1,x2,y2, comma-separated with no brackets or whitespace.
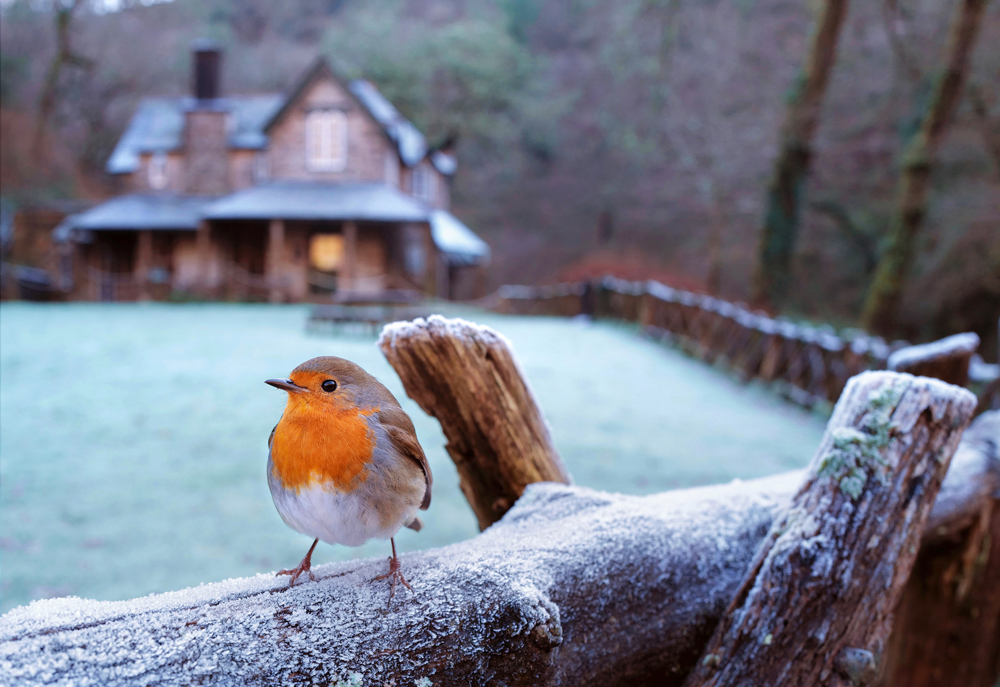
405,516,423,532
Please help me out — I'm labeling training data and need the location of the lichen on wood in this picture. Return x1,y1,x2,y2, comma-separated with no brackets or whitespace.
684,372,977,687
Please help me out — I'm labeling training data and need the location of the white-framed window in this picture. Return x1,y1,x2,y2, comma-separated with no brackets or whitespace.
148,152,168,190
411,163,435,204
306,109,347,172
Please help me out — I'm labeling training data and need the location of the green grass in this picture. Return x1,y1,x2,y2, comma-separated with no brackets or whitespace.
0,303,827,613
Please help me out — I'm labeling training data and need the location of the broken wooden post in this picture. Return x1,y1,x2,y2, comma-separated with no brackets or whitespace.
378,315,571,530
684,371,976,687
878,409,1000,687
887,332,979,387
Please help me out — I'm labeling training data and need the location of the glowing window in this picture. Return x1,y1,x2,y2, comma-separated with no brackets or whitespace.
309,234,344,272
306,109,347,172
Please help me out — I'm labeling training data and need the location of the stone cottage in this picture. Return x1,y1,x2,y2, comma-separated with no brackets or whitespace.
55,43,490,302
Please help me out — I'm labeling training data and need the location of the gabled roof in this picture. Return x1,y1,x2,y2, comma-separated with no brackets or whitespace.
107,58,451,176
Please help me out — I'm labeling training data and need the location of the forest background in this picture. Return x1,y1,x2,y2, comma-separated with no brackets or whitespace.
1,0,997,355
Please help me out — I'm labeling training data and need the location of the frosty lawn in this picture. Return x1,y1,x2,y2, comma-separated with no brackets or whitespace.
0,303,826,613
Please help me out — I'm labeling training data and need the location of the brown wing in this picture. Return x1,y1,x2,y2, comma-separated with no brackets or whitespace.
378,406,432,510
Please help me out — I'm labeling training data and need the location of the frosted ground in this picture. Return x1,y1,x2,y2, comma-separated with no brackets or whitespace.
0,303,826,613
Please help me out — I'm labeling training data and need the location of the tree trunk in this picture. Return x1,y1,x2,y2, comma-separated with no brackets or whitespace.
2,410,992,687
860,0,989,335
886,332,979,386
377,315,571,530
750,0,849,310
684,372,977,687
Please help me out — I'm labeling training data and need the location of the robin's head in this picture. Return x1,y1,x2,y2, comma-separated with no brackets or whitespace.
266,356,396,411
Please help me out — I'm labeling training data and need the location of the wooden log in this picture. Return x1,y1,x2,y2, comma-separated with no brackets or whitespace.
684,372,977,687
887,332,980,387
377,316,572,530
878,409,1000,687
3,414,995,687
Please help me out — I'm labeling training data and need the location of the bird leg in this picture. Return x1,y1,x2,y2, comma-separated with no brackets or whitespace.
371,537,412,602
277,538,318,586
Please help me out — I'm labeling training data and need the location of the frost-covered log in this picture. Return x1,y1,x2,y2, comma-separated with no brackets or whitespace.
1,411,996,687
887,332,980,387
378,316,571,529
684,372,977,687
879,409,1000,687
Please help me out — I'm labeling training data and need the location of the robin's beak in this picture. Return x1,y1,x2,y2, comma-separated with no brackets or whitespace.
265,378,306,393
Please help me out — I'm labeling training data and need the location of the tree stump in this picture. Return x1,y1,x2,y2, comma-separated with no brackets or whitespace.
378,315,571,530
684,371,977,687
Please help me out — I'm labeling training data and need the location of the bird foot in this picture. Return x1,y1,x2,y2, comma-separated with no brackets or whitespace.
371,555,412,602
277,558,316,587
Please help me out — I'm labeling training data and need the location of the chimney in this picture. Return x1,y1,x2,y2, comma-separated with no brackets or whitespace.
191,40,222,100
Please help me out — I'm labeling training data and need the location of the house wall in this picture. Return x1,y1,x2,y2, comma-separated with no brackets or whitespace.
229,150,258,191
266,77,393,184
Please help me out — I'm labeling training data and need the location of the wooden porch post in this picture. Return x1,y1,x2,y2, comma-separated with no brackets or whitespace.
196,221,212,296
136,230,153,301
342,220,357,293
266,218,285,303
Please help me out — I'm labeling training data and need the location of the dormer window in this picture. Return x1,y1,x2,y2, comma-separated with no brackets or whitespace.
306,109,347,172
411,163,434,204
148,152,169,190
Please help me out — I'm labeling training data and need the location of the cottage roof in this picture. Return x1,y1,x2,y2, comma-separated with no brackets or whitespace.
202,182,429,223
64,194,213,231
106,96,284,174
430,210,491,266
106,60,450,176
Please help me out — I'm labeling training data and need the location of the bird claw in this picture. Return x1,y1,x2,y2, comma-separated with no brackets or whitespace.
277,561,315,587
371,555,412,602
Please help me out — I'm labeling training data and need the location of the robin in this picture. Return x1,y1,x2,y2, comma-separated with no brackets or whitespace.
265,356,431,598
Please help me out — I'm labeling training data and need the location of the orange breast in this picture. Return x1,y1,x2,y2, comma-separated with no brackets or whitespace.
271,398,378,493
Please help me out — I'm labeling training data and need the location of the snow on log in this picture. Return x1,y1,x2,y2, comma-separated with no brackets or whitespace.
378,315,571,529
1,413,995,687
887,332,980,387
683,372,977,687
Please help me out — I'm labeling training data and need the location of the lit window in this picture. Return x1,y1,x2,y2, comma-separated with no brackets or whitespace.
148,152,168,190
306,109,347,172
411,164,435,204
309,234,344,272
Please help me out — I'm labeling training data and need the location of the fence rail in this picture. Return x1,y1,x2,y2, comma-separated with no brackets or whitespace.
496,277,939,408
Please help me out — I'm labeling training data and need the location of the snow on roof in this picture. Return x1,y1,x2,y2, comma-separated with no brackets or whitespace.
203,182,429,223
429,210,490,265
63,194,214,231
887,332,981,371
348,79,428,167
106,96,285,175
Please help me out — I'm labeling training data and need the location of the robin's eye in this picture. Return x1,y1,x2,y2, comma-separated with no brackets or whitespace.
321,380,338,393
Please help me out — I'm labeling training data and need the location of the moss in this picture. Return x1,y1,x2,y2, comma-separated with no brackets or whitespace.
818,385,903,500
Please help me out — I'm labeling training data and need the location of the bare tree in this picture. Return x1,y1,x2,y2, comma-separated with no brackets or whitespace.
861,0,989,335
750,0,850,311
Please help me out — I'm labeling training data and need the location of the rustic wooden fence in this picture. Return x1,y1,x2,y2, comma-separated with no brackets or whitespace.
496,277,990,409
